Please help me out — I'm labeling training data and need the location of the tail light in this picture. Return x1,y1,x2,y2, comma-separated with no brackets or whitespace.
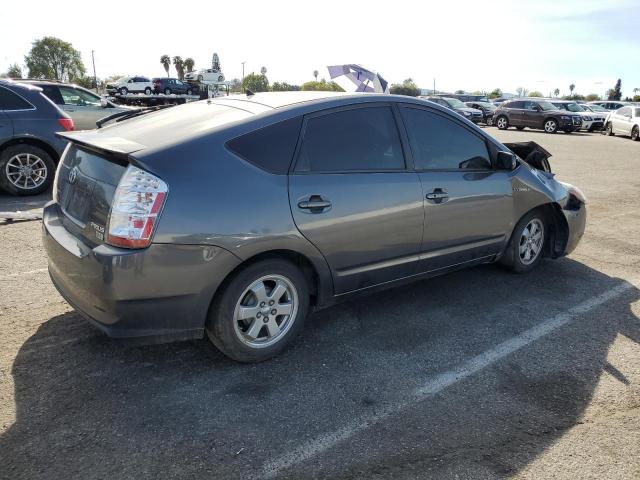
57,117,74,131
107,165,168,248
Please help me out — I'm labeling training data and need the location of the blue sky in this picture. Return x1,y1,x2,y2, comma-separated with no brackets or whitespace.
1,0,638,97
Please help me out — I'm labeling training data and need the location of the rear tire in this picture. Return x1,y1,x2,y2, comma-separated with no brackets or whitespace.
631,126,639,141
206,259,310,363
500,209,547,273
0,144,55,196
496,116,509,130
186,89,193,95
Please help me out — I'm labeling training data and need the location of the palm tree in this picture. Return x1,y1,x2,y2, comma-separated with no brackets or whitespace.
313,70,318,81
173,56,184,80
160,55,171,77
184,58,195,73
554,88,560,97
569,84,575,99
260,66,267,76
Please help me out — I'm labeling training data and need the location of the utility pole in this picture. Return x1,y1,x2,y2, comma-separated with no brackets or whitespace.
433,78,436,95
91,50,98,93
241,61,246,83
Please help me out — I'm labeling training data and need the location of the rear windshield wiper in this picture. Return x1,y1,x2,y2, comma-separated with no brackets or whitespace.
96,104,175,129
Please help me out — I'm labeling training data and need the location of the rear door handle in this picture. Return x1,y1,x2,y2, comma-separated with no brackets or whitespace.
297,195,332,213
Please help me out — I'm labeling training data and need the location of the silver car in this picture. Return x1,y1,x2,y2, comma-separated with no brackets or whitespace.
21,80,132,130
43,92,587,362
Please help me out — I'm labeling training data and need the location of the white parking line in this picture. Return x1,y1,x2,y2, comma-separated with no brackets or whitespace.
0,268,47,280
259,279,637,479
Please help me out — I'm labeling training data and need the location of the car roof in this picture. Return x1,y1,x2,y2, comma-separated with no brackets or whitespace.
0,79,43,92
214,91,352,110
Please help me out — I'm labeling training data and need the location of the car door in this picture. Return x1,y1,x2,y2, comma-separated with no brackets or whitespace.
288,104,424,294
523,101,545,128
505,101,525,126
57,87,104,130
399,105,513,273
611,107,628,134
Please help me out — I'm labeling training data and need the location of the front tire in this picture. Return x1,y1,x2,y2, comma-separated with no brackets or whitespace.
496,116,509,130
544,119,558,134
144,87,152,95
164,88,171,95
501,210,546,273
118,87,128,95
606,122,614,136
0,145,55,196
631,126,639,141
186,89,193,95
206,259,309,363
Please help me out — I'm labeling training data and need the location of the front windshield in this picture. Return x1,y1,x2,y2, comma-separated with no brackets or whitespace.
539,101,558,111
476,102,497,111
565,103,585,112
588,104,607,112
445,98,467,108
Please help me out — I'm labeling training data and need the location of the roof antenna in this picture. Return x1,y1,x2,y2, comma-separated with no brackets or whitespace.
245,89,255,97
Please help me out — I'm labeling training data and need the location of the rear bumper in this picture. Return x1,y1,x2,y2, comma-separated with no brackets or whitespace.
42,202,242,343
562,203,587,256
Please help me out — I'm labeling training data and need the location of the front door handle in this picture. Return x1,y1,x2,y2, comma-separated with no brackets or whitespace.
297,195,332,213
426,188,449,204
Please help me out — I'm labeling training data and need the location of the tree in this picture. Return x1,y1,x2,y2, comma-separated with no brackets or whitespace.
242,72,269,92
528,90,543,97
585,93,601,101
229,78,242,93
5,64,22,79
488,88,502,99
300,79,344,92
160,55,171,77
260,66,267,76
313,70,318,81
389,78,420,97
608,79,622,100
568,84,575,99
172,56,185,80
515,87,529,97
553,88,560,97
25,37,85,82
184,58,195,73
212,53,221,72
272,82,301,91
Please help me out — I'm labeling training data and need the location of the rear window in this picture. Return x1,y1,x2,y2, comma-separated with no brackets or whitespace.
226,117,303,174
0,86,34,110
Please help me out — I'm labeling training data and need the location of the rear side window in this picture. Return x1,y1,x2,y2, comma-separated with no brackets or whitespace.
0,86,33,110
507,101,524,109
400,107,491,170
296,106,405,172
40,85,64,105
227,116,303,174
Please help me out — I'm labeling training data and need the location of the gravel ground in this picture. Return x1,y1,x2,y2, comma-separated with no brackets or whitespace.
0,128,639,480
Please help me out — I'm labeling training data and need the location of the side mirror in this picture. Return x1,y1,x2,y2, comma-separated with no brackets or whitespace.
100,97,108,108
533,105,542,112
496,151,517,170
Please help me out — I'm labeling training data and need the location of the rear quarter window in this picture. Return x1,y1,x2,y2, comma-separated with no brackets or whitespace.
0,86,34,110
226,117,303,174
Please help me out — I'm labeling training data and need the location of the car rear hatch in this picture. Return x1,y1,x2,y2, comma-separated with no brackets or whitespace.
54,142,133,247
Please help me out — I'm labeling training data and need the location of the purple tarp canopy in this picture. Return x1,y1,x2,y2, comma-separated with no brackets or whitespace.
327,64,388,93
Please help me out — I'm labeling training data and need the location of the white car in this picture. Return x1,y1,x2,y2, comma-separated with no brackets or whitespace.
581,104,609,131
184,68,225,84
605,106,640,140
550,101,600,131
105,76,153,95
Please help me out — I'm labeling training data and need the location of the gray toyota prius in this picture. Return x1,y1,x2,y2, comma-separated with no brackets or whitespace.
43,92,587,362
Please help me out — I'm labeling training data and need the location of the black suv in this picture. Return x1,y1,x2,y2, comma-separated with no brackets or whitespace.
465,101,497,125
494,99,581,133
152,78,198,95
0,80,72,195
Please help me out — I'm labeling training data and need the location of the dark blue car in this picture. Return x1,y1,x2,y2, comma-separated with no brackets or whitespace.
0,80,72,195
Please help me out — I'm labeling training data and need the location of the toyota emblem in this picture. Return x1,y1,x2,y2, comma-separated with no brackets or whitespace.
68,166,78,184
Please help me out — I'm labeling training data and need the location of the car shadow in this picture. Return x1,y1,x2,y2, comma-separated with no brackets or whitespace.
1,258,638,479
489,127,595,137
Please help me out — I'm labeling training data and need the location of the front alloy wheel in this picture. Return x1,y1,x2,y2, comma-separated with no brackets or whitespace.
496,116,508,130
544,119,558,133
631,126,639,141
519,218,544,266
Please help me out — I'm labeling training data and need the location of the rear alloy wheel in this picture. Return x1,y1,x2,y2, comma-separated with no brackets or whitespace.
496,116,509,130
207,259,309,362
501,210,546,273
606,122,614,136
631,126,639,141
0,145,55,196
164,88,171,95
544,119,558,134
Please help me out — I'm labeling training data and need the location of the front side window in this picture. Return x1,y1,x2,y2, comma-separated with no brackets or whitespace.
618,107,631,116
296,106,405,172
0,86,33,110
400,107,491,170
59,87,100,107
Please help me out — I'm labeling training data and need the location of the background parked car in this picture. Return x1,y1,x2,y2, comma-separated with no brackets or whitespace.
422,96,483,123
0,80,72,195
465,101,497,125
106,76,153,95
184,68,225,83
549,100,604,131
605,106,640,140
494,99,581,133
588,100,629,111
152,78,198,95
20,80,132,130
